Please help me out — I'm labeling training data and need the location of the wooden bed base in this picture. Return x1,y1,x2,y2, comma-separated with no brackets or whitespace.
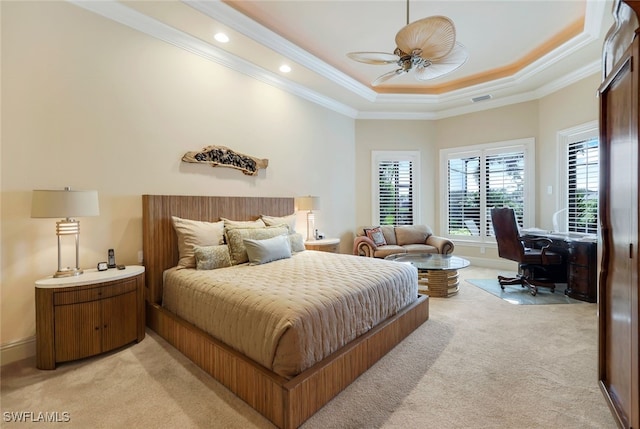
142,195,430,428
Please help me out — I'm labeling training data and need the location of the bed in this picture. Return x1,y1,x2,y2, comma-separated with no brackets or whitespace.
142,195,429,428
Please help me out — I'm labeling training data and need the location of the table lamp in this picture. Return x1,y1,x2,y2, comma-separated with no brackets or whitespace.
31,187,100,277
295,196,320,241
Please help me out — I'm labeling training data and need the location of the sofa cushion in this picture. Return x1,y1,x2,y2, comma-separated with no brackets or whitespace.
364,226,387,246
395,225,432,245
403,244,438,254
373,245,407,258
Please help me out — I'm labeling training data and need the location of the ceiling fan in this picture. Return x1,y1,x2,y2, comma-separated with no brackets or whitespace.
347,1,468,86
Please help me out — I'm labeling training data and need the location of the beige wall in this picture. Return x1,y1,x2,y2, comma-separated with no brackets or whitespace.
1,2,355,356
354,120,437,228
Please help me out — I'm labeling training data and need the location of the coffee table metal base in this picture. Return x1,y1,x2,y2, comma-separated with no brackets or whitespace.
418,269,460,297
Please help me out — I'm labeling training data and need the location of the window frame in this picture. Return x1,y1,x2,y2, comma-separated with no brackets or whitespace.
371,150,421,225
439,138,536,244
556,121,599,234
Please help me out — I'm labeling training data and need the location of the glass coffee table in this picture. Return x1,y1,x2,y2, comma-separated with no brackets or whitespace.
385,253,470,297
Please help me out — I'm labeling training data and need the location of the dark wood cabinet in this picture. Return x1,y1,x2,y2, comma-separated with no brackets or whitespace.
35,266,145,370
598,1,640,427
566,240,597,302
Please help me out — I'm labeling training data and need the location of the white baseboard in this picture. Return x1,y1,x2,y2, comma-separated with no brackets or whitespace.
1,336,36,366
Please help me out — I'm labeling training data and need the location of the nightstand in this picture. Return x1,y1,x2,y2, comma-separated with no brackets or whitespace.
304,238,340,253
35,265,145,370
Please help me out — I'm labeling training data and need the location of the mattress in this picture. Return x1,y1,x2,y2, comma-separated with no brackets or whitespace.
162,250,418,378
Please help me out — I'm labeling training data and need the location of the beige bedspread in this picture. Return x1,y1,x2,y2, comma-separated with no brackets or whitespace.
162,251,418,378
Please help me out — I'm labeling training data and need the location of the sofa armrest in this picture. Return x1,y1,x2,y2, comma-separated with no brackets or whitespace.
426,235,455,254
353,236,377,257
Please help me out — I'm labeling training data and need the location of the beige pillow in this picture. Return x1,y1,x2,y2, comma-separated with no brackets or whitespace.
194,245,231,270
225,226,289,265
221,217,266,230
395,225,432,246
172,216,225,268
261,213,296,232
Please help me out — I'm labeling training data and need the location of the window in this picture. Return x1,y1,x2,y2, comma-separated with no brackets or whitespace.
441,138,535,242
559,122,599,234
371,151,420,225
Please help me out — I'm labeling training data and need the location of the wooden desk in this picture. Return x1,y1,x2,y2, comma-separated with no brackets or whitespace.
521,231,597,302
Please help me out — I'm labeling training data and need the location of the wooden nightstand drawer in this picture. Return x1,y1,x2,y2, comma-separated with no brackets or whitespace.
53,279,137,305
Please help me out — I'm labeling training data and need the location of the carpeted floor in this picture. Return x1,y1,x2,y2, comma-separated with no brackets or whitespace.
0,266,617,429
467,277,585,305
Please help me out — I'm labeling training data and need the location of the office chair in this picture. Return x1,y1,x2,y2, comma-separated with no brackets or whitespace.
490,207,563,296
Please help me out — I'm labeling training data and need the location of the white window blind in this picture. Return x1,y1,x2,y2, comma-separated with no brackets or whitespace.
441,139,534,242
485,151,525,235
567,138,598,234
372,151,420,225
447,156,481,236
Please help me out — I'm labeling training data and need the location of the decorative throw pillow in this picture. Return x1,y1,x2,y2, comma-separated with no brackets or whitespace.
172,216,225,269
193,245,231,270
365,226,387,246
261,213,297,233
225,226,290,265
288,232,306,252
243,235,292,265
221,217,266,230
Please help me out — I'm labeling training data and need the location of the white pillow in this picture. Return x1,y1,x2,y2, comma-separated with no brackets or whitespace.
172,216,225,268
243,235,292,265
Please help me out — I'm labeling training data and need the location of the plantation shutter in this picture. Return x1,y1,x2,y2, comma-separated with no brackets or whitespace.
447,156,480,236
567,138,598,233
485,151,525,235
377,160,414,225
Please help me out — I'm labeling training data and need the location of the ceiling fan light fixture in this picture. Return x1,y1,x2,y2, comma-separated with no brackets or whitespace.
346,6,468,87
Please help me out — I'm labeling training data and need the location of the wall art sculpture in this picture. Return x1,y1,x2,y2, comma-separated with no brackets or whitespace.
182,145,268,176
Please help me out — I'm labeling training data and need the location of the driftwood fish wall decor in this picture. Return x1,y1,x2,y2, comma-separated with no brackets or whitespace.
182,145,269,176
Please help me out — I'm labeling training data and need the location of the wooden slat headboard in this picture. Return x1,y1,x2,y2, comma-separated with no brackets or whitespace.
142,195,294,304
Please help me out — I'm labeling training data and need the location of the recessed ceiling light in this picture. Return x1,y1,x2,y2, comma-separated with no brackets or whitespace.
279,65,291,73
214,32,229,43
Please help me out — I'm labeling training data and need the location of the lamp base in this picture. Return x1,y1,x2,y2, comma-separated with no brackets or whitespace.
54,268,83,278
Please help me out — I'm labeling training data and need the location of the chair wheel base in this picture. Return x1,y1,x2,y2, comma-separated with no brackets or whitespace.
497,275,555,296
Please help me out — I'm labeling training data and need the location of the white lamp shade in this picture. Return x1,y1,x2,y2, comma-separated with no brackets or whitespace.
295,196,320,211
31,189,100,218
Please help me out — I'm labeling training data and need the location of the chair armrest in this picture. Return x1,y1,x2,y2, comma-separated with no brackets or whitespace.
426,235,455,254
521,237,555,264
353,236,377,257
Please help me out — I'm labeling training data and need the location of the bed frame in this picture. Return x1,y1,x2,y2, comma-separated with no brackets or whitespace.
142,194,429,428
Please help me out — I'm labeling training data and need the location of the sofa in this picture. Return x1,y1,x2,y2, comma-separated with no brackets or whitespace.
353,225,454,258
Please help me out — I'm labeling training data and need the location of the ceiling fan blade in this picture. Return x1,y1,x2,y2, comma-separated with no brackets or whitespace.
372,69,406,86
347,52,399,65
396,16,456,61
414,43,469,81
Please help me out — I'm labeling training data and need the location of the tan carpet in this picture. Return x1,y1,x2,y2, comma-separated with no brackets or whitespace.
1,266,617,429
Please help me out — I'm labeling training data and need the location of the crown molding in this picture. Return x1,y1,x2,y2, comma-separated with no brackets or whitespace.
184,0,378,103
67,0,606,121
67,0,358,118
